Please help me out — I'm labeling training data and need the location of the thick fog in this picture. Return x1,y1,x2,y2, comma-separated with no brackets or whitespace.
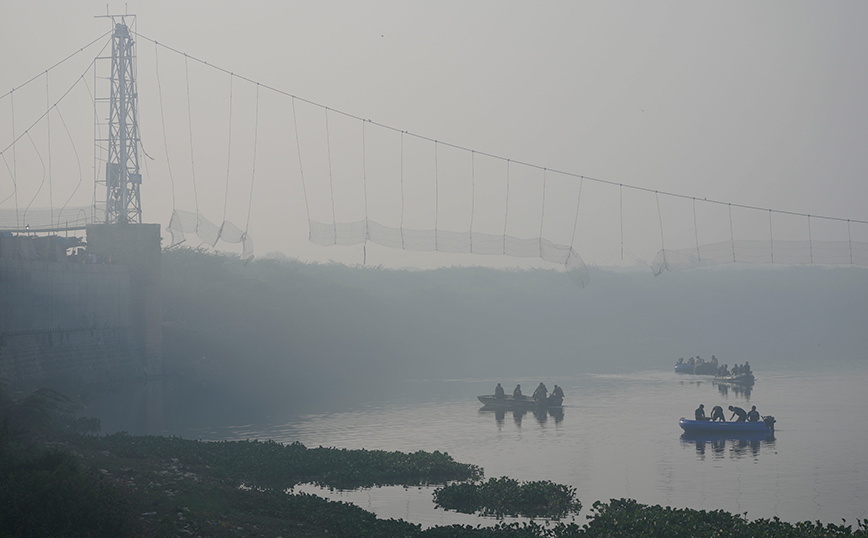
158,249,868,424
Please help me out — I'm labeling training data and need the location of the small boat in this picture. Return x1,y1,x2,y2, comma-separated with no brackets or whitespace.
674,361,718,375
477,394,563,409
714,372,755,385
679,416,775,434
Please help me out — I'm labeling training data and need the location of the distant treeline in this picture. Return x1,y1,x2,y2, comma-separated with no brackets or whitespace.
160,248,868,413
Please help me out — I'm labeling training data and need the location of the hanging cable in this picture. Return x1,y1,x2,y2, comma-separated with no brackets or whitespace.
56,104,84,220
291,97,311,236
434,140,439,252
848,220,853,264
324,107,337,243
11,89,19,227
728,203,736,262
470,150,475,253
135,30,868,229
155,42,176,210
503,159,510,253
23,132,46,225
245,83,260,236
768,209,774,264
362,120,369,263
221,73,234,228
656,191,667,269
400,130,405,249
45,72,54,226
569,177,583,252
619,184,624,261
539,168,547,257
693,197,700,262
184,54,199,220
0,31,110,103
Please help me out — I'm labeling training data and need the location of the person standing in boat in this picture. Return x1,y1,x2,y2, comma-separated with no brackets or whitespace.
532,382,548,402
729,405,747,422
513,384,524,399
695,404,708,421
494,383,505,399
710,405,725,422
746,405,760,422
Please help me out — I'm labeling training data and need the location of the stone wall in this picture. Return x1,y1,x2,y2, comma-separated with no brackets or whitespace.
0,224,162,384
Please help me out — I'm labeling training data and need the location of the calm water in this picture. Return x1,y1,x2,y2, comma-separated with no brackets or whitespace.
83,366,868,528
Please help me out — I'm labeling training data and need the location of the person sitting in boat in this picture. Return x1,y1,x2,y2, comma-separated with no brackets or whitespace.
746,405,760,422
720,364,730,377
728,405,747,422
710,355,718,368
532,382,548,402
551,385,564,399
695,404,708,421
687,357,695,366
743,361,751,374
676,357,684,366
710,405,725,422
513,384,524,399
494,383,505,399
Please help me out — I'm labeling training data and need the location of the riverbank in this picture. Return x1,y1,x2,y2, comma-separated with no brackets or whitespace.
4,430,867,537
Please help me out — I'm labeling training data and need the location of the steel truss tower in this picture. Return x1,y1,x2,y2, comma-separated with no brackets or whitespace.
99,17,142,224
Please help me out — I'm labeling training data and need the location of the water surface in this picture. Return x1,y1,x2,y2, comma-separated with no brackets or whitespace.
106,367,865,528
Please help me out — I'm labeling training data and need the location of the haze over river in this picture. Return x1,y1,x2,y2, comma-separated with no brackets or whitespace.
85,360,868,529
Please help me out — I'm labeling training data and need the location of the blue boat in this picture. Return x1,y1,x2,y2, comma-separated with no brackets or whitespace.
679,416,775,435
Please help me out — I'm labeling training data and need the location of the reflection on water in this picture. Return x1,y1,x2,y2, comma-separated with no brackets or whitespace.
714,381,752,399
480,407,564,427
74,368,868,527
680,432,775,459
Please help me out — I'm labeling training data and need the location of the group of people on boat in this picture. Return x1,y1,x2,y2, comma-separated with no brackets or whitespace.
676,355,719,369
694,403,761,423
716,361,751,377
494,382,564,402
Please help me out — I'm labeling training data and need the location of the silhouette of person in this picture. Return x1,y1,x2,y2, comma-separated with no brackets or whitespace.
746,405,760,422
710,405,725,422
695,404,708,421
513,384,523,399
729,405,747,422
532,382,548,401
494,383,505,399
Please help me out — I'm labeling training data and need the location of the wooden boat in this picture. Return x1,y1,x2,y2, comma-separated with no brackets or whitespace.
713,372,755,385
477,394,563,409
674,361,718,375
679,416,775,434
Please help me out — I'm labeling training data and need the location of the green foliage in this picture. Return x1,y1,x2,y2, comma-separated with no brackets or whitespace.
433,477,582,519
0,386,99,443
68,433,482,490
581,499,868,538
0,447,131,537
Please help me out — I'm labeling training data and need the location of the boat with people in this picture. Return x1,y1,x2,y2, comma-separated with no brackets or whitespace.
479,382,564,409
713,372,755,385
674,355,718,375
477,394,563,409
679,415,775,434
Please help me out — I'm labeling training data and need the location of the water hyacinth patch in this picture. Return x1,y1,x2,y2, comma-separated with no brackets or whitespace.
433,477,582,519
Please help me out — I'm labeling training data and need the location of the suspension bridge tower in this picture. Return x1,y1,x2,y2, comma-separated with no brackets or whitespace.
99,15,142,225
86,13,162,376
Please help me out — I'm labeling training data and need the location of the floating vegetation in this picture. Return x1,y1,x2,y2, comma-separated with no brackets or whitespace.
433,477,582,519
67,433,482,490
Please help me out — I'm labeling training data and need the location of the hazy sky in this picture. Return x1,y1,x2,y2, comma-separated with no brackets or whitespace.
2,1,867,269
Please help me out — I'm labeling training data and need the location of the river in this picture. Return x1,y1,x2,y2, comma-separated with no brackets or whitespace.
81,362,868,529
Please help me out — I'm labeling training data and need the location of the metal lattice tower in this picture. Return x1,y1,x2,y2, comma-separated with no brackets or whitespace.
96,16,142,225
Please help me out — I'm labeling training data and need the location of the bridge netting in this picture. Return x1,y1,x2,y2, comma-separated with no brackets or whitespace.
2,30,867,285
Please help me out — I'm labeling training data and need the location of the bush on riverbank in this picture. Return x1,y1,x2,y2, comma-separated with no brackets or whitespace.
434,477,582,519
